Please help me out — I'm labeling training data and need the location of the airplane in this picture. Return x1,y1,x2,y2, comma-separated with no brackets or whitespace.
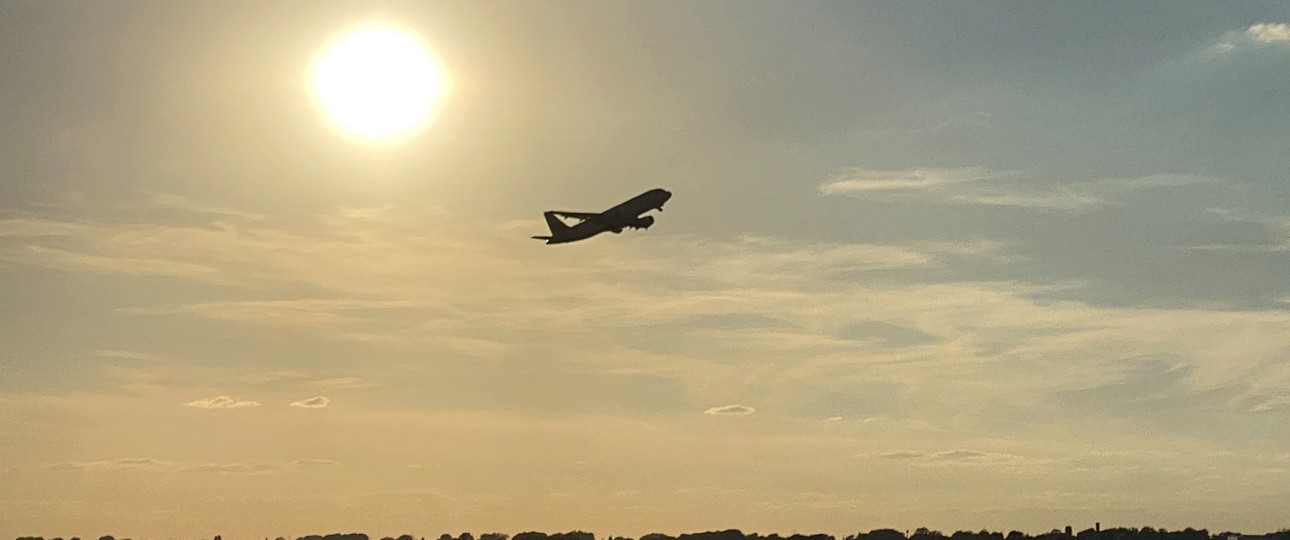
531,188,672,245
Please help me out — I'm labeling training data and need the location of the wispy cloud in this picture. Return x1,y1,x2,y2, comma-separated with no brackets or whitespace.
0,202,1005,355
1184,207,1290,252
185,463,279,475
1204,23,1290,57
238,370,313,384
94,349,167,361
306,377,380,391
820,168,1210,211
290,396,330,409
44,458,333,475
182,396,261,409
818,167,1010,194
7,244,227,282
45,458,176,472
119,298,418,326
137,192,265,222
8,192,1290,446
3,196,1003,341
1251,394,1290,413
704,404,755,416
874,451,922,460
858,449,1050,473
288,459,340,468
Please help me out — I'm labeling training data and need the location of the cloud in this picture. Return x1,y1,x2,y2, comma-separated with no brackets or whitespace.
290,396,330,409
306,377,380,391
140,192,265,222
46,458,176,472
820,167,1099,211
185,463,278,475
94,349,166,361
818,167,1008,194
875,451,923,460
8,192,1290,445
1184,207,1290,252
1058,357,1286,436
1203,23,1290,57
859,449,1048,473
239,369,313,384
836,321,939,347
5,244,227,283
703,404,755,415
1252,395,1290,413
44,458,335,475
288,459,340,468
820,168,1211,211
117,298,506,353
933,450,988,460
120,299,413,331
182,396,261,409
2,197,1009,359
334,205,399,222
1247,23,1290,44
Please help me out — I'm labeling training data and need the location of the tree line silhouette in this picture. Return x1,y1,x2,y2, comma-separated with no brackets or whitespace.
15,527,1290,540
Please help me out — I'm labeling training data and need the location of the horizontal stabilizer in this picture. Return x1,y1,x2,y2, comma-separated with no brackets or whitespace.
550,211,600,221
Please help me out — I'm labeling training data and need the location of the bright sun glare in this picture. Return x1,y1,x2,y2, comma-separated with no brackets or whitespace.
312,23,449,142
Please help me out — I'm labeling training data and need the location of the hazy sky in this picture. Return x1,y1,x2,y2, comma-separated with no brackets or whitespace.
4,1,1290,538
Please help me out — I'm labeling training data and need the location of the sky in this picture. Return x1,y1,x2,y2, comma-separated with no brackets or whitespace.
3,1,1290,538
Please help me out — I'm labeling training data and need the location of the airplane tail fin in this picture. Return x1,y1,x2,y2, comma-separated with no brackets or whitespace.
531,235,552,242
543,211,571,235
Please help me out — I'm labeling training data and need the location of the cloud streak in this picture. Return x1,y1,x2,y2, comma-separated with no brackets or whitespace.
859,449,1053,474
288,459,341,468
45,458,176,472
290,396,330,409
818,167,1010,194
182,396,261,409
44,458,335,475
704,404,755,416
1183,208,1290,252
820,168,1211,211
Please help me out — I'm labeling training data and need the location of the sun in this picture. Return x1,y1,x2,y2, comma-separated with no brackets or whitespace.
311,23,450,142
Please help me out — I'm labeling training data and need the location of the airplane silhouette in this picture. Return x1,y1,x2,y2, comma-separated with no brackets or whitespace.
531,188,672,245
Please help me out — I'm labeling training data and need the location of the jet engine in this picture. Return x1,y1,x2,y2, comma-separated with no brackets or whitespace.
628,215,655,230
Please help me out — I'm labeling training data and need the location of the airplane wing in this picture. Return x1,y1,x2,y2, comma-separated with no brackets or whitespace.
549,211,602,222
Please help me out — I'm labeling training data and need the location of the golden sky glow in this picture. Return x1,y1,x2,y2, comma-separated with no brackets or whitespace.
4,3,1290,540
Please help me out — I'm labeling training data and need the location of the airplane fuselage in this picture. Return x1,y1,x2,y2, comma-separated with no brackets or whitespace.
534,188,672,245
